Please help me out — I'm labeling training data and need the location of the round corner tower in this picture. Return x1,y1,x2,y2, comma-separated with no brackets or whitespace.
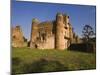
55,13,65,50
30,18,40,48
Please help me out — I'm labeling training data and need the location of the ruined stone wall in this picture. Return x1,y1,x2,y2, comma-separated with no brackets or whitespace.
12,26,26,47
36,35,55,49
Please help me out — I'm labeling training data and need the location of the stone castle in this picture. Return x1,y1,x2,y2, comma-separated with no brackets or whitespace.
12,13,80,50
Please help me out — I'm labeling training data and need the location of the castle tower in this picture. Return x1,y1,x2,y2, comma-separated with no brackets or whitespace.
55,13,65,50
30,18,40,48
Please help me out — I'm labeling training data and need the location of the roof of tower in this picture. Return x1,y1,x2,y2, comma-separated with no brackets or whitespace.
32,18,40,23
13,25,21,30
56,12,63,17
16,25,20,28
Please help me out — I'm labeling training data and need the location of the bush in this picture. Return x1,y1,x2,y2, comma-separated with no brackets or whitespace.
68,43,95,53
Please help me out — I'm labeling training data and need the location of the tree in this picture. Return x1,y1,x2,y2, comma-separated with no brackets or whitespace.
82,25,95,43
23,36,27,42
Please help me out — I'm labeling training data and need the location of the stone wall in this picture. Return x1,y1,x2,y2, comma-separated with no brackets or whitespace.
30,18,55,49
36,35,55,49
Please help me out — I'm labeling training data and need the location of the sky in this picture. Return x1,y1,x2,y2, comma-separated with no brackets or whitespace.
11,0,96,40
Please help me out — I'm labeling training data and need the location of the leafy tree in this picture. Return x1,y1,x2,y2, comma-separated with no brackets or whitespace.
82,25,95,43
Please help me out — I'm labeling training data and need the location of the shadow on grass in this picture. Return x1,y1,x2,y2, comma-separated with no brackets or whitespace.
12,57,23,75
12,57,96,75
12,58,68,75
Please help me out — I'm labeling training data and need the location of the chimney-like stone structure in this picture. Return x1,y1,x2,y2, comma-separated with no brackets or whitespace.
30,18,40,48
55,13,65,50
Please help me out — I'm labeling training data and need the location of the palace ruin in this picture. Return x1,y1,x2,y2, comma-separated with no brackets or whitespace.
12,13,80,49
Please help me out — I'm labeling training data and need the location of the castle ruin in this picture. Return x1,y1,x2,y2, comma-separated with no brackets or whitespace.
29,13,79,49
12,13,80,50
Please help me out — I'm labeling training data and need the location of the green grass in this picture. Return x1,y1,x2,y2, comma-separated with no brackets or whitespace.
12,47,96,75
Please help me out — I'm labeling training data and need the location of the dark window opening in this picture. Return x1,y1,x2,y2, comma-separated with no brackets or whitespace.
35,44,38,48
13,35,16,39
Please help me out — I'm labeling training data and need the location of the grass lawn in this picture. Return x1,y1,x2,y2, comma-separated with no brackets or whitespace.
12,47,96,75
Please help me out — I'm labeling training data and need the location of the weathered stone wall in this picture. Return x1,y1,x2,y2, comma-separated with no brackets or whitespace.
12,26,26,47
36,35,55,49
30,19,55,49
